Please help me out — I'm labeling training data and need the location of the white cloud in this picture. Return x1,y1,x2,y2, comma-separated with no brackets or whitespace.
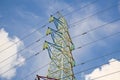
85,59,120,80
0,28,25,79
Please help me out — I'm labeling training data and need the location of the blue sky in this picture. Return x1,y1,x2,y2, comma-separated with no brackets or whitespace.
0,0,120,80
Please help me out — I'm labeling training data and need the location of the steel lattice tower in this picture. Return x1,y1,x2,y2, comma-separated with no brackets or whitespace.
38,12,76,80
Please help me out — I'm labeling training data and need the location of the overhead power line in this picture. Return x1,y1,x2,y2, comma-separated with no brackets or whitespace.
76,50,120,66
0,1,119,80
0,50,44,76
0,21,119,69
22,54,120,80
68,3,120,28
0,41,44,70
0,4,119,65
0,37,45,64
0,26,120,75
0,2,119,78
22,49,120,80
0,24,47,48
71,18,120,38
0,0,99,53
53,0,98,16
0,24,47,53
0,20,120,73
60,59,120,80
0,0,117,55
22,62,50,80
1,31,120,80
0,0,98,49
63,0,98,17
1,29,120,77
77,31,120,49
0,18,119,77
91,70,120,80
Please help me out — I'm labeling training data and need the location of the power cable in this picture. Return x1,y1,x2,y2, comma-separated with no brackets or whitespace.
0,0,119,79
0,0,116,55
68,3,120,28
0,24,48,53
0,4,119,65
71,18,120,39
0,36,45,64
63,0,98,17
76,50,120,66
0,3,119,79
91,71,120,80
0,0,99,53
0,24,47,48
60,59,120,80
0,40,44,69
22,48,120,80
0,50,44,76
0,19,120,78
0,21,120,74
0,2,119,63
23,55,119,80
22,62,50,80
76,31,120,49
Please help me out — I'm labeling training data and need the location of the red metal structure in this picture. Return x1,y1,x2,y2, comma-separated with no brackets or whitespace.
35,75,58,80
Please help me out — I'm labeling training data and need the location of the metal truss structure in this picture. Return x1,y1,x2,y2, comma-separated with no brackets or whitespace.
36,12,76,80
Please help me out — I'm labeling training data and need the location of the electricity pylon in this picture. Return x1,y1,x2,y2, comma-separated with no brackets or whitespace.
36,12,76,80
